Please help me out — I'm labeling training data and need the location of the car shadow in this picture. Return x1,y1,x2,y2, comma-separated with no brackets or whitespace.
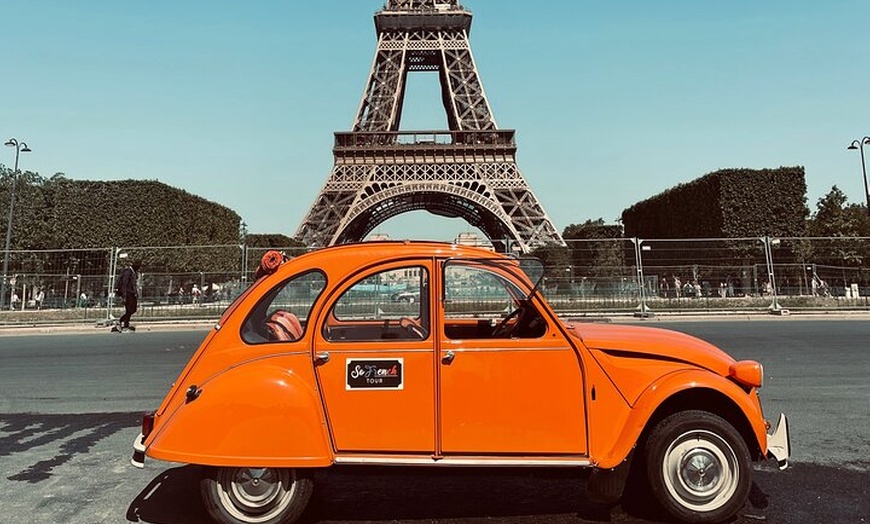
127,465,614,523
305,466,613,522
127,465,211,524
126,464,799,524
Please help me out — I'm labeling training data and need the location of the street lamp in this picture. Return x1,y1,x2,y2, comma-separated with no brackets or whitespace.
847,136,870,216
2,138,32,309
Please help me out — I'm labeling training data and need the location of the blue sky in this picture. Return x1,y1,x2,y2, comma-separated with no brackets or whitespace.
2,1,869,240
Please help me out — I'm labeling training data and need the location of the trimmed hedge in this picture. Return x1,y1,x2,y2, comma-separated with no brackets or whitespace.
44,177,241,248
621,167,808,239
0,172,243,274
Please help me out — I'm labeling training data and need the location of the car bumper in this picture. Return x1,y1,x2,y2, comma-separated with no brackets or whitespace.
766,413,790,470
131,432,146,468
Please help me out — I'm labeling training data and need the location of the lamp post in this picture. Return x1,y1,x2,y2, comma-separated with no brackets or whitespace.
2,138,32,310
848,136,870,216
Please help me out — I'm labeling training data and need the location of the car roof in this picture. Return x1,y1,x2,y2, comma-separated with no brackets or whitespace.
298,240,501,264
263,241,507,281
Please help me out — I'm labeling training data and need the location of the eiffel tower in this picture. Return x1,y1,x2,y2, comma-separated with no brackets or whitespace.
295,0,564,252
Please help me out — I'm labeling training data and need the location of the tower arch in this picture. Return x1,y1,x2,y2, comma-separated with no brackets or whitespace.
334,181,518,245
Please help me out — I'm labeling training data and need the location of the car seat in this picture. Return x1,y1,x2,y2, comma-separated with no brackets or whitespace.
265,310,304,341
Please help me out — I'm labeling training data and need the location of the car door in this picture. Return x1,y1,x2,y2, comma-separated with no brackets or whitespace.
438,259,588,455
314,260,436,453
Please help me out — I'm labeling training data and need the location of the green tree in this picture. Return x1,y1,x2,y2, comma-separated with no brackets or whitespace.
806,186,870,271
563,219,626,279
808,186,870,238
529,243,571,290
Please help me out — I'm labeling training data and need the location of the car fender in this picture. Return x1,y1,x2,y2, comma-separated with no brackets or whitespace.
594,369,767,469
146,356,333,468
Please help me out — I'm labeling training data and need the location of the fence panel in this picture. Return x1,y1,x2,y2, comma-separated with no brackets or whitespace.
545,238,641,314
1,237,868,325
772,237,870,309
107,244,246,321
636,237,770,312
1,248,112,319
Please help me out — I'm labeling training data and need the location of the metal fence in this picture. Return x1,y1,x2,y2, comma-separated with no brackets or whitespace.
0,237,867,325
549,236,870,314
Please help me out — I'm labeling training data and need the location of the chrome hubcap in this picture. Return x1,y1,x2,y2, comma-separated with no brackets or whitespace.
662,430,739,512
232,468,280,508
680,448,721,493
216,467,297,523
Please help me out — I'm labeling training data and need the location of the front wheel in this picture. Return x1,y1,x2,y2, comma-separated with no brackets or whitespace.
645,410,751,523
201,466,313,524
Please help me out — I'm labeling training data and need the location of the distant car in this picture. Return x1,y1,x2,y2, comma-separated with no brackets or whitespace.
391,290,420,303
132,241,789,524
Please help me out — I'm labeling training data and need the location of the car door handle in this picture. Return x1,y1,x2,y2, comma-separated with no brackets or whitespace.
441,350,455,365
315,352,330,365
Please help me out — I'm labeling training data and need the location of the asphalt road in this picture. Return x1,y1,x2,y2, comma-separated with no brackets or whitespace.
0,318,868,523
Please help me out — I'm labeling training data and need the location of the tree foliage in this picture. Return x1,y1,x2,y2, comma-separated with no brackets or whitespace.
563,219,623,240
805,186,870,268
808,186,870,238
529,243,571,280
529,243,579,291
562,219,627,278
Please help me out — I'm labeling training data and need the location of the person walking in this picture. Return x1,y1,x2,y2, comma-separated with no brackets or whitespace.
113,260,142,332
10,290,20,310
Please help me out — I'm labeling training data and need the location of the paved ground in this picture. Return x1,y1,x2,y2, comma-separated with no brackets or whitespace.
0,318,868,523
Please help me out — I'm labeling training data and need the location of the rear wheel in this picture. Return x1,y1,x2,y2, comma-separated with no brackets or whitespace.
644,410,751,523
201,467,313,524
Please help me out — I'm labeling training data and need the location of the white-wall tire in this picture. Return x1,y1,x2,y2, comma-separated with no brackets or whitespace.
645,410,751,523
201,467,313,524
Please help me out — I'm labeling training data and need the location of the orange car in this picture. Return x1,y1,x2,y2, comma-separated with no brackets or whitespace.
131,241,789,524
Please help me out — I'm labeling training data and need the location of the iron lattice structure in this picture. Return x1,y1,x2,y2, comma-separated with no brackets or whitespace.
296,0,564,252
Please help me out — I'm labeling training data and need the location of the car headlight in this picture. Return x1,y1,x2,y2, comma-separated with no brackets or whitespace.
729,360,763,389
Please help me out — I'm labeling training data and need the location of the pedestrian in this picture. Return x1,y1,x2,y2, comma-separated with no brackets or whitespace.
35,288,45,310
191,283,202,305
114,260,142,332
819,279,830,297
10,290,20,310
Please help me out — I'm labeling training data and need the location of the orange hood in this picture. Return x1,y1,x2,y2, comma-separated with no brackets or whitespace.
567,322,735,376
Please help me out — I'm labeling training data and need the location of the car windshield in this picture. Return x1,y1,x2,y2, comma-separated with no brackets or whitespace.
518,257,545,291
442,258,548,339
445,257,543,294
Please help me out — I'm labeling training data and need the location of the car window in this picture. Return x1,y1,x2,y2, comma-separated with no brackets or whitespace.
443,263,546,340
241,270,327,344
323,266,429,342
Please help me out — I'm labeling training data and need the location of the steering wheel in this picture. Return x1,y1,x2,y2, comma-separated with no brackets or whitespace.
400,317,428,340
492,304,526,338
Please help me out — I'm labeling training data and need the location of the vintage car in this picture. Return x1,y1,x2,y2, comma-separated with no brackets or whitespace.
132,241,789,524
